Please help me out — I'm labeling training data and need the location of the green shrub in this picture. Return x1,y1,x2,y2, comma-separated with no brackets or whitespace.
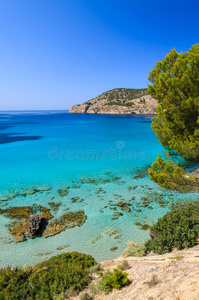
122,241,146,257
105,101,134,106
98,269,130,294
145,203,199,254
145,274,160,288
0,252,96,300
89,283,99,296
118,260,130,270
79,291,93,300
89,263,103,274
108,93,115,101
85,101,92,106
105,101,122,106
122,102,134,106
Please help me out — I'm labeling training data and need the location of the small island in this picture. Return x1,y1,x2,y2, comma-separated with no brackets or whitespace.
70,88,157,114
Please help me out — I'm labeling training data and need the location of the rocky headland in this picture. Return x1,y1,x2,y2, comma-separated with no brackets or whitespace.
69,88,157,114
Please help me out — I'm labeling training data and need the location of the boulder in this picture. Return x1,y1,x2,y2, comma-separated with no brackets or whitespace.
28,214,43,238
121,206,131,212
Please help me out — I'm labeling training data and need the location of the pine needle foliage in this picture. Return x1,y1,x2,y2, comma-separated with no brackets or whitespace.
148,44,199,189
148,44,199,162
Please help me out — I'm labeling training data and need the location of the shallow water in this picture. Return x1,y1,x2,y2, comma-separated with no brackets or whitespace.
0,111,198,267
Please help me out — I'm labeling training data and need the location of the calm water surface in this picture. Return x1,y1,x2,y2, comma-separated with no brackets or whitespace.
0,111,198,267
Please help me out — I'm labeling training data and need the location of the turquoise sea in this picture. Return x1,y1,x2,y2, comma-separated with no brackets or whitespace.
0,111,198,267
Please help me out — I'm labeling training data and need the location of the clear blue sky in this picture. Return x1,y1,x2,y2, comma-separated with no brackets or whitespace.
0,0,198,110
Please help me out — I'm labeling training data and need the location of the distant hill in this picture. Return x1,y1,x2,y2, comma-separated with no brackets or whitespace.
69,88,157,114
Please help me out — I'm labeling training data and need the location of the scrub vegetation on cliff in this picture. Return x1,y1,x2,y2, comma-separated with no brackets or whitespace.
0,252,131,300
0,252,96,299
93,88,148,104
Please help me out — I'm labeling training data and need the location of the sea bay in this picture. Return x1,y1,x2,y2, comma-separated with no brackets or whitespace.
0,111,198,267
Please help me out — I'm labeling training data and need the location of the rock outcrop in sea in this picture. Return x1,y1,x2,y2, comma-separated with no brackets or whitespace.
28,214,43,238
70,88,157,114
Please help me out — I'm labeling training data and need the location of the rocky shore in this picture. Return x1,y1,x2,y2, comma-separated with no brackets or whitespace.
71,245,199,300
70,88,158,114
0,185,87,242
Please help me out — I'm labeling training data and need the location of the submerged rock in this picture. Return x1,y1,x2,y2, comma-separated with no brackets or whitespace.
114,235,121,239
1,195,16,201
33,252,52,257
48,202,62,212
135,222,151,231
43,210,87,238
0,186,52,202
121,206,131,212
141,197,147,201
0,206,35,219
20,186,51,197
37,205,53,220
110,246,118,251
113,212,123,216
115,201,131,207
35,185,51,192
9,219,28,242
57,245,70,250
71,196,79,200
128,186,135,191
141,224,151,230
20,188,37,196
109,230,119,236
135,222,142,226
58,189,69,197
148,206,153,209
72,185,81,189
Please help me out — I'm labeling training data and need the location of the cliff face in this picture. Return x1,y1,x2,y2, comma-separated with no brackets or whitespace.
70,88,158,114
